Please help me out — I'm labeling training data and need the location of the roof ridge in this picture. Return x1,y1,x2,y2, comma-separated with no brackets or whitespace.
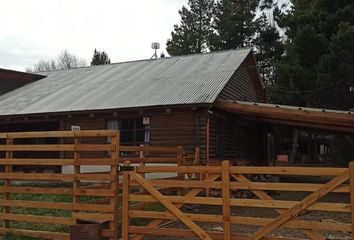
37,47,253,74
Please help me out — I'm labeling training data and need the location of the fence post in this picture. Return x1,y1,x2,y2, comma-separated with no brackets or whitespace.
3,137,13,229
73,136,80,226
110,131,120,240
139,144,145,193
122,161,130,240
222,160,231,240
177,146,185,195
350,161,354,234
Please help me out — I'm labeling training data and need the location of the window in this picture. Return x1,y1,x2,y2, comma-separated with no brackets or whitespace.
107,118,149,146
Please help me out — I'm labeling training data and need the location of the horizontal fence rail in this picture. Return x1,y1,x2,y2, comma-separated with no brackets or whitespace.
122,160,354,240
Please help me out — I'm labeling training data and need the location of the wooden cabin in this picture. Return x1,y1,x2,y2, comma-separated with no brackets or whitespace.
0,49,267,165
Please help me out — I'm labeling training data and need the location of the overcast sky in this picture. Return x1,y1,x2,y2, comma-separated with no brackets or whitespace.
0,0,188,71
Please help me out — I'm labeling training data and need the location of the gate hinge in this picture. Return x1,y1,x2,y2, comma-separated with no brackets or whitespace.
119,165,135,172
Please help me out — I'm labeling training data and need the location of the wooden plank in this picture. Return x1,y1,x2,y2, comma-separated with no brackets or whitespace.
0,158,117,166
0,213,75,225
120,145,184,153
129,194,350,212
350,162,354,235
0,158,74,165
230,166,347,176
74,158,116,165
0,199,112,212
129,211,351,232
136,165,222,173
129,179,221,188
74,188,115,197
135,165,346,176
0,186,73,195
109,131,119,240
128,179,349,193
0,144,115,152
250,169,350,240
72,203,114,212
72,137,80,225
122,162,130,240
0,130,117,139
0,186,114,197
0,173,114,181
222,161,231,240
0,228,69,240
229,182,349,193
3,138,12,229
0,199,71,210
121,157,181,163
129,171,213,240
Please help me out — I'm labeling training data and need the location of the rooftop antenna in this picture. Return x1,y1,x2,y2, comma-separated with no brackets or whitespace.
150,42,160,60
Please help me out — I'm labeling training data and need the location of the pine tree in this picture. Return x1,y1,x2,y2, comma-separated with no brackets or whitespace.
273,0,354,109
166,0,215,56
210,0,260,50
253,13,284,98
91,49,111,66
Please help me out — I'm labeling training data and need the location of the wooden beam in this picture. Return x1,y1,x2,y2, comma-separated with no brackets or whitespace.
350,162,354,235
214,100,354,132
222,161,231,240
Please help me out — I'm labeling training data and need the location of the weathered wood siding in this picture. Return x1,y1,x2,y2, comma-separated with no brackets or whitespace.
59,109,201,155
0,69,44,96
209,109,266,164
149,110,198,152
218,54,266,102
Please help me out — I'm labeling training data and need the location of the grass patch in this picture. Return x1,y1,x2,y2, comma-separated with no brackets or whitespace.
0,183,110,240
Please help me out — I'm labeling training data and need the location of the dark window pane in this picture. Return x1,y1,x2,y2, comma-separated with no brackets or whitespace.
136,119,144,129
136,130,145,142
121,131,134,143
121,119,134,130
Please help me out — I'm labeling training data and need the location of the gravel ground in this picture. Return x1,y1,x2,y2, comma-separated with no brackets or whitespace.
140,192,352,240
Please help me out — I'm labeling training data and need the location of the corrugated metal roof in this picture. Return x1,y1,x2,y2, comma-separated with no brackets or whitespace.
0,49,251,116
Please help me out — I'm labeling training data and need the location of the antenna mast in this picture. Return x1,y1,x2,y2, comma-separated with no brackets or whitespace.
150,42,160,60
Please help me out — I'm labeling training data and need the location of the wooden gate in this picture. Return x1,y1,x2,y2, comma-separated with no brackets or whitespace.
122,161,353,240
0,130,120,239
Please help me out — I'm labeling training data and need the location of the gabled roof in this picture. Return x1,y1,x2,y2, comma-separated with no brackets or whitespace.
0,49,253,116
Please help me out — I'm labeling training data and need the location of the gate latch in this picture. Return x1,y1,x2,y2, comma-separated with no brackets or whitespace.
119,165,135,172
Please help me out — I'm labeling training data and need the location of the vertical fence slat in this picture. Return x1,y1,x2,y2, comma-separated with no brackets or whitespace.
139,144,145,193
122,161,130,240
222,160,231,240
350,161,354,235
110,131,119,240
72,137,80,224
3,137,13,229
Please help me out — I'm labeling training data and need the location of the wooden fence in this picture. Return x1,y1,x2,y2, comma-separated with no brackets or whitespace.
0,130,195,239
122,160,353,240
0,130,120,240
